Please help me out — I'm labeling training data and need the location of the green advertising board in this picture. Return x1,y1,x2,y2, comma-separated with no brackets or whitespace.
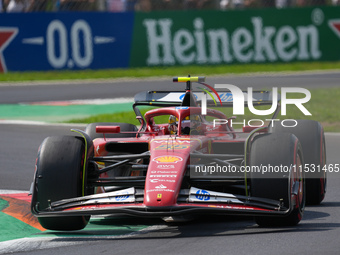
130,7,340,67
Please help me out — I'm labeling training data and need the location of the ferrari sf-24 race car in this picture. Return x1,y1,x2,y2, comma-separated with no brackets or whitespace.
30,76,326,230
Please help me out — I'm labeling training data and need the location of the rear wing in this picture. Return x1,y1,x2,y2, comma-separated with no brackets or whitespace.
133,76,281,129
134,90,280,107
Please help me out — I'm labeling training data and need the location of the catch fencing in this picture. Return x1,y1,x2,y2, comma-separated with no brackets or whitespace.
1,0,339,13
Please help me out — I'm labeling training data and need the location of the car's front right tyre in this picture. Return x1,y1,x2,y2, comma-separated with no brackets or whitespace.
31,136,89,231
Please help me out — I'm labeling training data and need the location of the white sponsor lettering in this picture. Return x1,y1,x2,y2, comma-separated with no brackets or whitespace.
152,140,192,144
155,184,167,189
150,175,177,178
157,165,175,169
150,179,176,183
143,17,321,66
146,189,175,193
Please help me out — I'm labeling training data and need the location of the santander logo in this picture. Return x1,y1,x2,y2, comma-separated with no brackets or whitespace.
0,27,18,73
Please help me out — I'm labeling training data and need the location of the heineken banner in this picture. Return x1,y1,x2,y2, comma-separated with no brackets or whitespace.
1,7,340,72
130,6,340,67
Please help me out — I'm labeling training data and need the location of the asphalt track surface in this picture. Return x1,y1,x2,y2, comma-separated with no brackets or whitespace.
1,71,340,104
0,71,340,254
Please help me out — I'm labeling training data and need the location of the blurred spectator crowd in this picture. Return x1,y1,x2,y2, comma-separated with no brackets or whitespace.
0,0,339,12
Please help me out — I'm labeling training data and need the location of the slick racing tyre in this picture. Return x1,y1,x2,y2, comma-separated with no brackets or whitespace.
85,122,138,139
31,136,90,231
270,120,326,205
250,133,305,227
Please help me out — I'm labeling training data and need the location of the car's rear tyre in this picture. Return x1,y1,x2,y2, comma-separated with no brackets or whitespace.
270,120,326,205
32,136,89,231
85,122,138,139
250,133,305,227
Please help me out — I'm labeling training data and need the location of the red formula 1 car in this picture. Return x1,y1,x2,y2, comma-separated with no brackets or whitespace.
30,76,327,230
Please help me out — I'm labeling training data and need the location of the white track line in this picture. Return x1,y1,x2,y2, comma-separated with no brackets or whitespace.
0,120,86,127
22,97,134,105
0,190,28,194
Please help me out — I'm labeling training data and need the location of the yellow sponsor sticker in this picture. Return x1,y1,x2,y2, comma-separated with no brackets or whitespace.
153,156,183,163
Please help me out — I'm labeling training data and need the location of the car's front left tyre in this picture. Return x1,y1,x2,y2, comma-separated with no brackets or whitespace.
269,119,326,205
250,133,305,227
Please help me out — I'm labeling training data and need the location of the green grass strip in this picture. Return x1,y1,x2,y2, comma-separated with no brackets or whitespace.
67,87,340,132
0,103,133,122
0,199,41,242
1,61,340,82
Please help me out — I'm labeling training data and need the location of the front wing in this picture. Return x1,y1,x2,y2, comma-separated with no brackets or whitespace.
32,187,293,218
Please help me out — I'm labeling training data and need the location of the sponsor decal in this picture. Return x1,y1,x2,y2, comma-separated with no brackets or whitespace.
195,189,210,201
150,179,175,183
150,175,177,178
150,170,177,174
208,205,256,210
156,170,177,173
155,184,167,189
157,164,175,169
147,189,175,193
152,139,192,144
219,93,233,102
115,193,130,201
175,106,189,110
153,156,183,163
154,144,190,150
143,16,321,66
25,19,119,71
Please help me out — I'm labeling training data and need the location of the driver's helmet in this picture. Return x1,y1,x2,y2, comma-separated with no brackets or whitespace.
168,115,178,135
168,115,201,135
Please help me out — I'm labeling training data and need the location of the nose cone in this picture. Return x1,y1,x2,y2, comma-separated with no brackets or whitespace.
145,186,176,207
144,154,186,207
144,137,205,207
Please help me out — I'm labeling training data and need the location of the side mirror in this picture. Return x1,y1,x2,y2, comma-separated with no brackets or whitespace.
96,126,121,134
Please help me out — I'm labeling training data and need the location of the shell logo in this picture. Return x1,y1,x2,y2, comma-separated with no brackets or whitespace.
153,156,183,163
